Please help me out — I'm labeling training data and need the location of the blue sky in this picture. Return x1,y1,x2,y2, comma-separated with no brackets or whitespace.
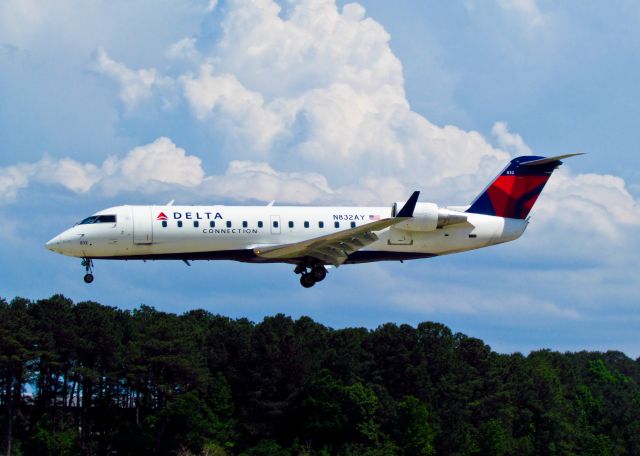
1,0,639,356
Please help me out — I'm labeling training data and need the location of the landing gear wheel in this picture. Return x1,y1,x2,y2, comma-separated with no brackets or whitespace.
81,258,94,284
312,266,327,282
300,273,316,288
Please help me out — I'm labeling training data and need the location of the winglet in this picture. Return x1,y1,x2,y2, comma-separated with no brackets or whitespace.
396,191,420,217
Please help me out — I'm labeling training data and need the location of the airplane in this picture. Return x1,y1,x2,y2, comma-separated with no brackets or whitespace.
45,154,581,288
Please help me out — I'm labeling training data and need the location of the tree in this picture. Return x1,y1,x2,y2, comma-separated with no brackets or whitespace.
397,396,435,456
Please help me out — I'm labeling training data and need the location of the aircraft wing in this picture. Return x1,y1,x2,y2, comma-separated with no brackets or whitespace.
253,191,419,266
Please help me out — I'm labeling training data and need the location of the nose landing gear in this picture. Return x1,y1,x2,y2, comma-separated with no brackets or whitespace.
82,258,94,283
295,262,328,288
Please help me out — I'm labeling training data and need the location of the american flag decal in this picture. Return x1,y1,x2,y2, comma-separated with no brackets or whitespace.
369,214,381,221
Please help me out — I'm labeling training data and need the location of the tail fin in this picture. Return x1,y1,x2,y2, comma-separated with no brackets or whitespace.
466,154,582,219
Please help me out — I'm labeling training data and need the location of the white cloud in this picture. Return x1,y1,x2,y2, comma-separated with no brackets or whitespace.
534,169,640,240
3,0,637,263
166,37,200,61
181,64,284,153
0,157,100,202
20,0,640,232
34,156,103,193
202,160,334,203
491,121,532,156
92,0,509,198
100,137,205,193
92,47,171,110
206,0,218,12
0,137,205,202
0,165,30,202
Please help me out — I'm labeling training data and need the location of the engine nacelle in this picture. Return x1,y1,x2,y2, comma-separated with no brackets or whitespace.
391,202,468,232
392,202,439,232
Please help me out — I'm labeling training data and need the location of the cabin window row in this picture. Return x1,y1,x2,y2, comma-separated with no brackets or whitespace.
160,220,358,229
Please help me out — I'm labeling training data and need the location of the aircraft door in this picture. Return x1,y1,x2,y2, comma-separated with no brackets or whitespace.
270,215,281,235
387,228,413,245
132,206,153,244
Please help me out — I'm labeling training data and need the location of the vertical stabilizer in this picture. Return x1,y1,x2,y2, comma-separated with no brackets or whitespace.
466,154,582,219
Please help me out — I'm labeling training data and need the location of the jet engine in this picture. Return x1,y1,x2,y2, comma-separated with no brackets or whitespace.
391,202,467,232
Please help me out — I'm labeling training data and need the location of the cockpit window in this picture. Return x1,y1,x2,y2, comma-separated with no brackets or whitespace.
79,215,116,224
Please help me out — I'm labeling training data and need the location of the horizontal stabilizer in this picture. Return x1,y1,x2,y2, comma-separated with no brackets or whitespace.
519,153,585,167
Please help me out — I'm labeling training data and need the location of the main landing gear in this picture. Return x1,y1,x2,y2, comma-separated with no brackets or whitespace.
295,262,327,288
82,258,94,284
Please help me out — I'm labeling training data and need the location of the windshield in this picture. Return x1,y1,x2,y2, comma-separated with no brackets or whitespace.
78,215,117,225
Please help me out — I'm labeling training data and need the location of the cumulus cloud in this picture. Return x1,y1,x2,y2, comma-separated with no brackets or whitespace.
29,0,639,234
491,121,532,156
181,64,284,153
0,137,204,202
165,37,200,61
96,0,509,198
535,169,640,240
203,160,334,203
92,47,171,109
6,0,638,237
0,165,30,202
100,137,205,193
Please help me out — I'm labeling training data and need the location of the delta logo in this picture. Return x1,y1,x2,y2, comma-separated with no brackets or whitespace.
156,211,223,221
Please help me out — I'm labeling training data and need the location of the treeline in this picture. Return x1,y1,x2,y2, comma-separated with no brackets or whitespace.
1,296,639,455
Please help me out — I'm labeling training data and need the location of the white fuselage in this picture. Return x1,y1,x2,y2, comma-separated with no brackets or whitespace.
45,204,528,264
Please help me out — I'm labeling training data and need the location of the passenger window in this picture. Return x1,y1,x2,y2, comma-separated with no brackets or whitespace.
242,221,248,228
194,221,199,228
273,221,279,228
319,221,324,228
210,221,215,228
288,221,294,228
258,221,263,228
304,221,309,228
334,221,340,229
351,221,356,228
162,221,167,228
226,221,232,228
177,221,183,228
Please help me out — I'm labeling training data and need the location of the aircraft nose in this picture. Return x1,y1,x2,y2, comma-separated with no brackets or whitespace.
45,235,61,252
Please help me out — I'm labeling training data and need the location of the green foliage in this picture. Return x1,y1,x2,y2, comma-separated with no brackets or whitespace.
1,295,640,456
398,396,435,456
29,414,79,456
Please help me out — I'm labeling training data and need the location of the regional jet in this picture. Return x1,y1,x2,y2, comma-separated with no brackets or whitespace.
45,154,580,287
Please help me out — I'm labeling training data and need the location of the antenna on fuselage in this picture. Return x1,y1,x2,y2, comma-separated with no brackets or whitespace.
167,200,175,206
267,200,275,207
